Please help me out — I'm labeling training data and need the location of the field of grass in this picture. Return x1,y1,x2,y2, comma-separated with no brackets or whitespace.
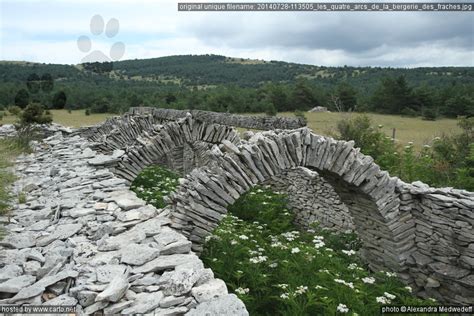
0,110,115,128
278,112,461,148
0,109,460,148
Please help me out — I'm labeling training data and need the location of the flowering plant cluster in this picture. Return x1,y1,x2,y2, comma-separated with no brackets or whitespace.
200,185,440,315
130,165,179,208
132,168,441,315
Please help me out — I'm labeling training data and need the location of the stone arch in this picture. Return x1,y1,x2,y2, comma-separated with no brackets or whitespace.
165,128,416,276
85,114,242,182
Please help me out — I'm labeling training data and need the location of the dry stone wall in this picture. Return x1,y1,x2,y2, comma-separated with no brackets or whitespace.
263,167,354,231
128,107,307,130
160,128,474,304
79,111,474,304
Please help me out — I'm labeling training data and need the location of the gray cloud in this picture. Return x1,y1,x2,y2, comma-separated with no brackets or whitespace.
179,12,473,54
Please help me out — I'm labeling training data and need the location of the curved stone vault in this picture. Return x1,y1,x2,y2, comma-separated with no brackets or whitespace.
80,109,474,305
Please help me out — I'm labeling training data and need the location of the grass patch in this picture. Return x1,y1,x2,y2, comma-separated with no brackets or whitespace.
278,112,460,149
1,109,115,127
131,166,440,315
2,109,460,148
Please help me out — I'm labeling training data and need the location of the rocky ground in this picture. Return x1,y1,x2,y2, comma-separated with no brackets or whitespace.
0,130,248,315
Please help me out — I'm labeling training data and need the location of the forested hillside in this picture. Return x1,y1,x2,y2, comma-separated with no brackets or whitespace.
0,55,473,118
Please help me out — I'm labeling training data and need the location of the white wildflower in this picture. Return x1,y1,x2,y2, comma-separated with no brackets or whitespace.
291,247,301,254
342,250,356,256
295,285,308,295
337,303,349,313
249,256,267,264
235,287,249,295
384,292,396,300
280,293,289,299
361,277,375,284
376,296,391,304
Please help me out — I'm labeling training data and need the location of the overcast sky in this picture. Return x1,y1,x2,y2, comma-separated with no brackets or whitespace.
1,0,473,67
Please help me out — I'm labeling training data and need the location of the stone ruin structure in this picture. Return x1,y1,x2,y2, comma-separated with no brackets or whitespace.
0,107,472,314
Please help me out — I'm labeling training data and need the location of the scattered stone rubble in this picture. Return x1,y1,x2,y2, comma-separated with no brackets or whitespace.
0,130,248,315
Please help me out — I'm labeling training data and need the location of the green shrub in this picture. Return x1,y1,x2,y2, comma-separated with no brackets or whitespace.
335,115,399,172
400,107,418,117
294,110,307,123
8,106,21,116
85,109,91,116
20,103,52,125
421,108,438,121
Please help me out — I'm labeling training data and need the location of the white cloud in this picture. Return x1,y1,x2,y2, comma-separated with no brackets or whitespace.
1,0,473,66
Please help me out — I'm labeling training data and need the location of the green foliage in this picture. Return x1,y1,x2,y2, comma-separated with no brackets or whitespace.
0,57,472,117
90,98,110,113
85,109,91,116
336,82,357,111
421,107,438,121
20,103,52,125
336,115,398,171
14,89,30,108
130,165,179,208
370,76,414,114
52,91,67,109
228,186,295,234
18,192,26,204
201,187,439,315
8,106,22,116
454,143,474,191
291,79,319,111
294,110,307,123
336,115,474,190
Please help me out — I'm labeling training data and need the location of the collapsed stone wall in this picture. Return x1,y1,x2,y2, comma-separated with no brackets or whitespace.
128,107,307,130
0,131,248,315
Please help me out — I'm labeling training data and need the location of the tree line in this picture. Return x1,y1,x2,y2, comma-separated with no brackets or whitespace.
0,55,473,119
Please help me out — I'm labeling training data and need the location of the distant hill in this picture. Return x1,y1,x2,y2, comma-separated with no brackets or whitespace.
1,54,473,89
0,54,473,115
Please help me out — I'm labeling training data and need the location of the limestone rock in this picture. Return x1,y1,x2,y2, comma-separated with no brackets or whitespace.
120,244,160,266
95,274,129,303
0,275,36,293
186,294,248,316
121,291,164,314
191,279,227,303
